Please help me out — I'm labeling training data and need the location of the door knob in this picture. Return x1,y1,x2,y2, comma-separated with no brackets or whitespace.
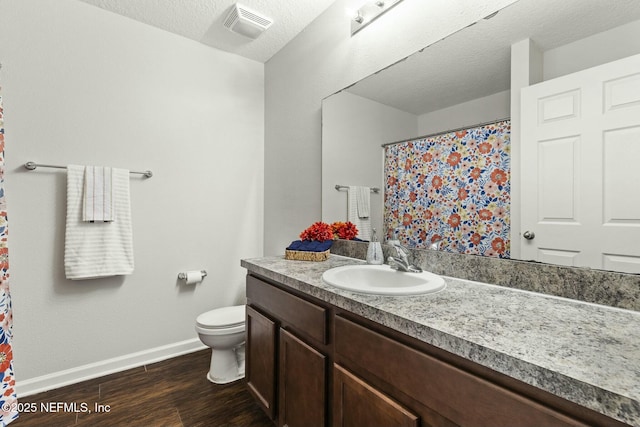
523,231,535,240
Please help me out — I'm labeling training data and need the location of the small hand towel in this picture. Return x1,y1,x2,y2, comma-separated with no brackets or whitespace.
355,186,370,218
65,165,134,279
83,166,114,222
348,186,371,241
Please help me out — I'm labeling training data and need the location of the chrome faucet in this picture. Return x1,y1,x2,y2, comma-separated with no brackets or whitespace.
387,240,423,273
429,238,443,251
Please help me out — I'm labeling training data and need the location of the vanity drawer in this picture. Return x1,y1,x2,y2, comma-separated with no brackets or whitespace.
247,274,327,344
334,315,587,427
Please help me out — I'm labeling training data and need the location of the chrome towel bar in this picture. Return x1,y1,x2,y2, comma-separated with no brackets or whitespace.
335,184,380,193
24,161,153,178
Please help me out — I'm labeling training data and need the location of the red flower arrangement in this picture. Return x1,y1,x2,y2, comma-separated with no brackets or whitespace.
299,221,359,241
300,222,334,242
332,221,358,240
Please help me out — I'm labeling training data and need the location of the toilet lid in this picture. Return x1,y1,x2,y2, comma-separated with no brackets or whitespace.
196,305,245,329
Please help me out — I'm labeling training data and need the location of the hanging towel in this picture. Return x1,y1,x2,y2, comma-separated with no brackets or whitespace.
83,166,114,222
356,186,370,218
65,165,134,279
348,186,371,241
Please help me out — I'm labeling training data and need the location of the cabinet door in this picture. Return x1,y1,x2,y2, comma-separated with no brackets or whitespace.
279,329,326,427
246,305,277,420
333,364,419,427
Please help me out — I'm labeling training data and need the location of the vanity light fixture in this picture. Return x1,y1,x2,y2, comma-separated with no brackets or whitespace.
351,0,404,35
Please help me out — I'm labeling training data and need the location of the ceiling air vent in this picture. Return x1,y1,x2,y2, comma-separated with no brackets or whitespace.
223,3,273,39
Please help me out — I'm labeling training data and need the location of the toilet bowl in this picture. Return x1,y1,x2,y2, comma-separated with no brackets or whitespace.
195,305,246,384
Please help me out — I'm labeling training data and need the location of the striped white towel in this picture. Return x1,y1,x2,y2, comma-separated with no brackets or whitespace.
355,186,370,219
65,165,134,279
83,166,114,222
348,186,371,241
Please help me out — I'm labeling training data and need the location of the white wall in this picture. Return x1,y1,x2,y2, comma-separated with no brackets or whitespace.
0,0,264,393
263,0,518,256
321,91,417,237
543,19,640,81
417,90,511,136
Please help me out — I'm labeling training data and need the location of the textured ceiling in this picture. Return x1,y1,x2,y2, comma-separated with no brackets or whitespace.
346,0,640,115
78,0,337,63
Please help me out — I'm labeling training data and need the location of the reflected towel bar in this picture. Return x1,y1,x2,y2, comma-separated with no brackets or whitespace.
335,184,380,193
24,161,153,178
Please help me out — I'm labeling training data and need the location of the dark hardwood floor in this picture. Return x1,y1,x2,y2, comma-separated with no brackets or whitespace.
13,350,274,427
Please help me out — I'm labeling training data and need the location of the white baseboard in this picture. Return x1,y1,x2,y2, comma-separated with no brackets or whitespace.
16,338,207,397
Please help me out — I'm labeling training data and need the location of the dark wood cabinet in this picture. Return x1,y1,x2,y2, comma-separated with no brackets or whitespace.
279,329,326,427
333,364,418,427
334,315,590,427
246,305,277,420
247,275,329,427
245,272,628,427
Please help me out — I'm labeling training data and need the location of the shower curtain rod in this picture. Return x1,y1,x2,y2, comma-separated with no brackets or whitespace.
381,117,510,148
24,161,153,178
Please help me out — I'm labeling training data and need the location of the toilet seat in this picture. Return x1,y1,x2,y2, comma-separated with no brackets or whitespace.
196,305,245,329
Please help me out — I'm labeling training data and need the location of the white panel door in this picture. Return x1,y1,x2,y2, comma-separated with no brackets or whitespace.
521,53,640,273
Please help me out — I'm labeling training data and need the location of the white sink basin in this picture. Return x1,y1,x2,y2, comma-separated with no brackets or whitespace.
322,264,446,296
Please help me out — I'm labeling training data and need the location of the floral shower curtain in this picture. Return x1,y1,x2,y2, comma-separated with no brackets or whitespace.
0,82,18,425
384,120,511,258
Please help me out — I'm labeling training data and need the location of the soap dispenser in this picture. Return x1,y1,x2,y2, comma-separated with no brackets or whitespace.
366,229,384,265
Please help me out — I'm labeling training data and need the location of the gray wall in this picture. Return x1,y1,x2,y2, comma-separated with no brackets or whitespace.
321,91,418,237
1,0,264,393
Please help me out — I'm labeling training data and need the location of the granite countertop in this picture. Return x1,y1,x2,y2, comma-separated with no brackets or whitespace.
241,255,640,426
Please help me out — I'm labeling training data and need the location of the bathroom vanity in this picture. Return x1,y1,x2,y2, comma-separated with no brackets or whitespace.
242,255,640,427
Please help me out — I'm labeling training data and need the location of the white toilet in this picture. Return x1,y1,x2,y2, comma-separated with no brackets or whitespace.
195,305,246,384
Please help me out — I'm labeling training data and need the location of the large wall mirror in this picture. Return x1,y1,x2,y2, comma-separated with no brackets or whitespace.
322,0,640,273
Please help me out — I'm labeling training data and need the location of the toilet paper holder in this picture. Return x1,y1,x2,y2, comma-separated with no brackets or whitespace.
178,270,208,281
